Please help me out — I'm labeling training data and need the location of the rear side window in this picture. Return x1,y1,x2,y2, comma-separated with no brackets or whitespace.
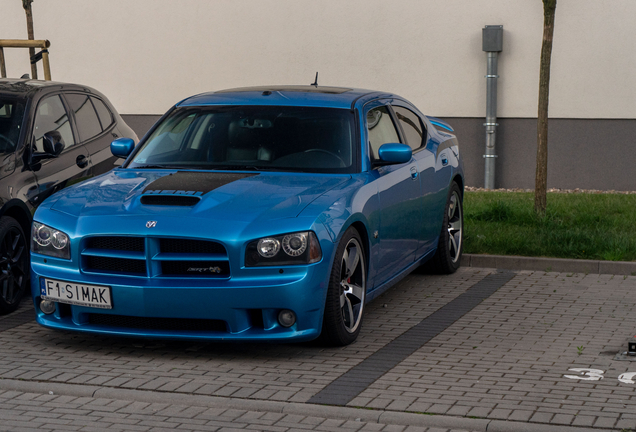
66,94,102,141
393,106,425,151
91,97,113,129
366,106,400,160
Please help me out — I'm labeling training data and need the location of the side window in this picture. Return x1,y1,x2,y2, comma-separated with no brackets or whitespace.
33,95,75,150
0,99,25,156
393,106,425,151
91,97,114,130
366,106,400,160
66,93,102,141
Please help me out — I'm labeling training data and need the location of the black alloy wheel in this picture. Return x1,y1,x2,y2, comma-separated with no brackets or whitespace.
0,217,28,315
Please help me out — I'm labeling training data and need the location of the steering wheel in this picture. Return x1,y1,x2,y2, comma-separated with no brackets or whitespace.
0,134,14,152
304,149,346,167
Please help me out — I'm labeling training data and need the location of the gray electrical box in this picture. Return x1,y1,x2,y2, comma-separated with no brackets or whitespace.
482,25,503,52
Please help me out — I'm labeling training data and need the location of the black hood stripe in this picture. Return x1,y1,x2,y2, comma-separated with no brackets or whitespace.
142,172,258,196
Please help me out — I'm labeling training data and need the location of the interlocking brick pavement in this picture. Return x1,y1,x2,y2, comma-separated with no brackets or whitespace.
348,271,636,429
0,270,485,404
0,390,477,431
0,267,633,431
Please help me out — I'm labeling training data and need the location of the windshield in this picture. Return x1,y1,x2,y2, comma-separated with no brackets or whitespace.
127,106,357,173
0,97,26,156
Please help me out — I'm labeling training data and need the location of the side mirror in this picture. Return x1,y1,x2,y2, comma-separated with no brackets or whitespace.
376,143,412,165
31,131,65,165
42,131,65,156
111,138,135,159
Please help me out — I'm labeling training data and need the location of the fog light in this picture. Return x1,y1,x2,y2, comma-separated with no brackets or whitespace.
40,300,56,315
278,309,296,327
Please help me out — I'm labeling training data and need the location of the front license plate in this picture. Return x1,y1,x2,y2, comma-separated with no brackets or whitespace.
40,278,112,309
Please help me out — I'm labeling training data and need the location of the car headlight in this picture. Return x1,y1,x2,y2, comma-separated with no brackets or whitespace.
246,231,321,267
31,222,70,259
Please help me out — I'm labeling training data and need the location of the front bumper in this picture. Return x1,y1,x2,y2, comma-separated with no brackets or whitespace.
31,258,332,342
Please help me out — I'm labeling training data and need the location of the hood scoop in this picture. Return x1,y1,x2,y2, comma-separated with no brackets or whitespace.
140,195,201,206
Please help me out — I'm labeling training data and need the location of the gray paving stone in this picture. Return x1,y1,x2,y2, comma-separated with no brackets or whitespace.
616,418,636,429
593,416,617,428
571,415,596,427
507,410,533,422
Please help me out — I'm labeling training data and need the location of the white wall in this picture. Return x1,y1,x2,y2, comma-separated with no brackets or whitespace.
2,0,634,118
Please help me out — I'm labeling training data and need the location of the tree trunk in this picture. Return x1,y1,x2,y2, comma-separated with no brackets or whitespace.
23,0,37,80
534,0,557,215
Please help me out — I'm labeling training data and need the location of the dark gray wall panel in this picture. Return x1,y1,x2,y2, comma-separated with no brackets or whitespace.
122,114,636,191
439,117,636,191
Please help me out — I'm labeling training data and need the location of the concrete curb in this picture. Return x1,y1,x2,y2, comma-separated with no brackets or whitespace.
462,254,636,275
0,378,614,432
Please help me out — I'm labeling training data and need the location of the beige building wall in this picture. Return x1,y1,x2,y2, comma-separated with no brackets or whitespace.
1,0,635,118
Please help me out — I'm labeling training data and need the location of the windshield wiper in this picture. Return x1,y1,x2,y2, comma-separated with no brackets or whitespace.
207,165,277,171
129,164,175,169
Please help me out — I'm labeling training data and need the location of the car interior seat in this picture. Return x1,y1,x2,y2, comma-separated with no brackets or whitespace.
226,120,273,162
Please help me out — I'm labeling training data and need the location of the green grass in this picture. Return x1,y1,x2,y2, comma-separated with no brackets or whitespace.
463,192,636,261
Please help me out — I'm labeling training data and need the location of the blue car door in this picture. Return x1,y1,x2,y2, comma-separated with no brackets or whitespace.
366,103,424,287
391,104,439,256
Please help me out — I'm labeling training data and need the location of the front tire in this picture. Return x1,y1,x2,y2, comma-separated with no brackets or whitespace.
426,183,463,274
320,227,366,346
0,216,29,315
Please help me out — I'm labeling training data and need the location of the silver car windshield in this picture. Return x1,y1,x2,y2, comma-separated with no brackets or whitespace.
127,106,357,173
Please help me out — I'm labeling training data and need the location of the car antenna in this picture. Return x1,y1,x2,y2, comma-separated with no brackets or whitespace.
310,72,318,87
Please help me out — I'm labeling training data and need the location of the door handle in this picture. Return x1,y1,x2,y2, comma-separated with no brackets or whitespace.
76,155,89,169
410,166,418,180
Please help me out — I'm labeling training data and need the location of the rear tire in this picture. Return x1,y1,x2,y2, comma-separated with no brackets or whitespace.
320,227,366,346
0,216,29,315
424,183,463,274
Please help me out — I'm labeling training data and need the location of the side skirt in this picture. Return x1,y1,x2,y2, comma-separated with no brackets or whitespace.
365,248,437,303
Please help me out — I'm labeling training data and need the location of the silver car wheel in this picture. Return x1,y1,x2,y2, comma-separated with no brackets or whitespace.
447,191,463,263
339,238,365,333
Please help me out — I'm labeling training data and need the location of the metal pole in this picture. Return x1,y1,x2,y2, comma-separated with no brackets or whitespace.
484,51,499,189
482,25,503,189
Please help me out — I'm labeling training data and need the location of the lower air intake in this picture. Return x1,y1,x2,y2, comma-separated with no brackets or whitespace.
88,314,227,332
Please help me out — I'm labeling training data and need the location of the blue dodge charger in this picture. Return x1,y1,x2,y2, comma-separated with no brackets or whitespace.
30,86,464,346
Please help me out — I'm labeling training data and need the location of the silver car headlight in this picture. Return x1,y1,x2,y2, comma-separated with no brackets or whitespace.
246,231,321,267
31,222,70,259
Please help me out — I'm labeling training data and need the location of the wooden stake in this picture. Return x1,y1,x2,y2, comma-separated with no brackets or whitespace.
23,0,37,79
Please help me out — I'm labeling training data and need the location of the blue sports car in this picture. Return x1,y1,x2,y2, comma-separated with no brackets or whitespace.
30,86,463,346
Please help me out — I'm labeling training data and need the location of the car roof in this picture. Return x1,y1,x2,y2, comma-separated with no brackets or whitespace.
177,85,395,109
0,78,96,98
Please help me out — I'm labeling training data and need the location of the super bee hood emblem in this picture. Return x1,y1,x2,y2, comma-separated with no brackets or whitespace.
146,221,157,228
